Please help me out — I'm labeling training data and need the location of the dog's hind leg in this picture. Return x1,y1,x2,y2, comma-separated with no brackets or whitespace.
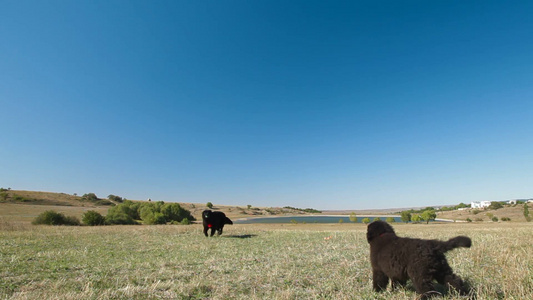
411,273,439,299
442,273,470,296
372,270,389,292
435,264,470,296
391,279,407,291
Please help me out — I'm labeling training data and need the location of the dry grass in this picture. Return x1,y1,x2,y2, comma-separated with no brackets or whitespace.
0,203,110,224
437,203,532,222
1,222,532,299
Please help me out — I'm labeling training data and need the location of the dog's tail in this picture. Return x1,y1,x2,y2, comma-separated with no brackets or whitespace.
440,236,471,252
224,217,233,225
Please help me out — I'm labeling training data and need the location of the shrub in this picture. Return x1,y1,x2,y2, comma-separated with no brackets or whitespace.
81,193,99,202
361,217,371,224
489,202,503,210
347,213,356,223
386,217,395,223
206,202,213,209
151,212,167,225
501,217,511,221
108,194,124,203
105,207,137,225
492,216,499,222
95,199,115,206
82,210,106,226
180,218,192,225
466,218,472,222
400,211,411,223
32,210,80,226
472,209,481,215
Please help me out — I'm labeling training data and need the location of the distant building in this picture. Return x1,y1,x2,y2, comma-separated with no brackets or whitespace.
471,201,491,209
508,200,517,205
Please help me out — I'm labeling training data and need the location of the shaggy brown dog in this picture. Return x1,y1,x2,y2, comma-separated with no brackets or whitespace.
202,210,233,237
367,220,471,299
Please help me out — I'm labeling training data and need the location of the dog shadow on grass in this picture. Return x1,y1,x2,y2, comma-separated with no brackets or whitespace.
398,280,477,300
223,234,258,239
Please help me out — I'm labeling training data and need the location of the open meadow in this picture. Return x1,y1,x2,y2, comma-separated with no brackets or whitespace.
1,222,532,299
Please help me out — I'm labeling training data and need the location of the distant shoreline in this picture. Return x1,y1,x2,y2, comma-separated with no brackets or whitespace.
235,214,402,222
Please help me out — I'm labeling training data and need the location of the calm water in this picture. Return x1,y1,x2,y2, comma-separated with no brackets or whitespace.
234,215,404,224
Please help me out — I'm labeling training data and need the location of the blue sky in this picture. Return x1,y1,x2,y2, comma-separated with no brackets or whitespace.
1,1,532,210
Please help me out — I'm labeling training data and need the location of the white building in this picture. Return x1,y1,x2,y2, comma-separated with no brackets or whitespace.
471,201,492,209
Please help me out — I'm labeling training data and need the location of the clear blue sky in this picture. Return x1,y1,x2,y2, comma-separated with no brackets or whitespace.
1,1,532,210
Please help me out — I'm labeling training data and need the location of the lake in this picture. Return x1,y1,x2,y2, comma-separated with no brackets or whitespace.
234,215,404,224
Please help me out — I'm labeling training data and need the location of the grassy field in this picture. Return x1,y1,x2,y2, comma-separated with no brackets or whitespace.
1,222,532,299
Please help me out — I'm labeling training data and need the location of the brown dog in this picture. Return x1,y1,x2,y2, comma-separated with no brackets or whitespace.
367,220,471,299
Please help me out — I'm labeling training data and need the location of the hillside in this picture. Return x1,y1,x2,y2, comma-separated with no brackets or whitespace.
436,203,531,222
2,189,531,224
0,189,316,223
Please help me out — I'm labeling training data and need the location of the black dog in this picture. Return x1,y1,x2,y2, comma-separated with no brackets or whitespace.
202,210,233,237
367,220,471,299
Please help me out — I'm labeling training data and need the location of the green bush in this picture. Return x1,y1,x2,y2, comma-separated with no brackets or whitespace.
107,194,124,203
466,218,472,222
32,210,80,226
411,215,421,223
81,193,99,202
180,218,191,225
349,213,357,223
206,202,213,209
82,210,106,226
105,206,137,225
95,199,114,206
400,211,411,223
386,217,395,223
489,202,503,210
103,200,195,225
492,216,499,222
361,217,371,224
